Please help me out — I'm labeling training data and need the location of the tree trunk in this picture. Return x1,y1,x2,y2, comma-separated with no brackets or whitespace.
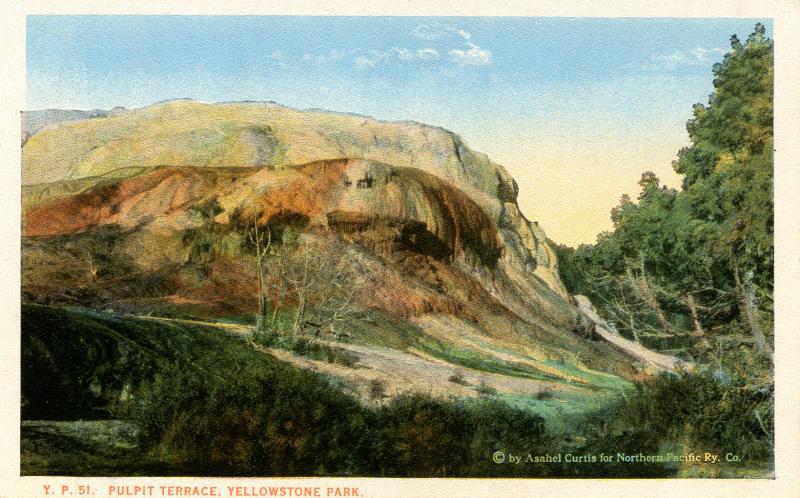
685,293,705,336
629,314,640,343
270,252,286,329
292,243,310,335
293,294,306,335
573,295,694,372
734,266,773,362
626,265,673,333
255,234,267,331
251,221,271,333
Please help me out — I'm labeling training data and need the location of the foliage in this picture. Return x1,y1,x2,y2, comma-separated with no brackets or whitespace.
22,304,551,476
123,361,373,475
675,24,773,288
448,370,469,385
22,304,205,420
577,369,773,471
554,24,773,367
253,331,360,367
369,379,387,400
24,304,771,477
548,27,775,476
475,381,498,396
535,386,555,400
122,357,552,477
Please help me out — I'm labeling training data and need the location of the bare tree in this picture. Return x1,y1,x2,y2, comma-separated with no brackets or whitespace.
280,235,366,337
85,252,99,281
683,293,705,337
269,245,288,330
248,218,272,333
291,240,310,335
626,263,674,334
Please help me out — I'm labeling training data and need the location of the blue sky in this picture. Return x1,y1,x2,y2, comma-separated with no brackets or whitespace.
26,16,772,245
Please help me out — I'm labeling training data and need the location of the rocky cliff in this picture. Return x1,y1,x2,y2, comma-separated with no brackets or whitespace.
22,101,636,381
26,103,564,278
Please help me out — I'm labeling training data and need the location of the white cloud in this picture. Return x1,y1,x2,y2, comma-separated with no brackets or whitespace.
354,47,442,67
416,48,439,60
412,23,472,42
268,50,284,62
690,46,729,61
642,46,729,71
328,50,346,61
392,47,414,60
690,46,708,61
354,49,393,67
449,42,492,66
299,49,349,65
347,22,490,69
355,55,377,68
412,23,446,40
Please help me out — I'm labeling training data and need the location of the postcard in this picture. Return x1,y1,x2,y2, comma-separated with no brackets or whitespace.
2,1,799,497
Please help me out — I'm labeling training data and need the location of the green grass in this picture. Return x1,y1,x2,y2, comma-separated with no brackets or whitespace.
22,304,771,478
417,336,631,393
204,314,257,326
254,332,360,367
22,303,268,420
497,391,621,437
338,311,427,350
255,307,428,352
21,420,180,476
418,338,562,382
542,358,632,391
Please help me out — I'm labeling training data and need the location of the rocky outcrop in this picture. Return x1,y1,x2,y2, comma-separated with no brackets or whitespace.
326,211,450,260
22,101,567,299
22,101,583,341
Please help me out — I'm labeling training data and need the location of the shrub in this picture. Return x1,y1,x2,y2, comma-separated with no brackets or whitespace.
448,370,469,385
27,306,550,477
375,394,551,477
123,365,551,477
122,358,373,475
369,379,386,400
577,368,773,467
535,386,555,400
462,397,551,476
475,381,497,396
376,394,469,476
253,333,359,367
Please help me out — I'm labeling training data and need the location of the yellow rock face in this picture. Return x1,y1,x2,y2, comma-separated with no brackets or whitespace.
22,100,571,321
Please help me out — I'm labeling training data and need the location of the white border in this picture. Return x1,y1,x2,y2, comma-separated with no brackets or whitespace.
2,2,798,497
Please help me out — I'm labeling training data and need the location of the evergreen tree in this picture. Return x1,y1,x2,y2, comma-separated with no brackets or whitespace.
556,24,773,364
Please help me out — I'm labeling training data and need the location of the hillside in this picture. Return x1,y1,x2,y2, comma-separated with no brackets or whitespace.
20,100,665,476
19,304,634,477
21,107,116,144
23,100,567,295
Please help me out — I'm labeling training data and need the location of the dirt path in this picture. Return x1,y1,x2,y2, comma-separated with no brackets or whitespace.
130,313,595,402
269,341,590,403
